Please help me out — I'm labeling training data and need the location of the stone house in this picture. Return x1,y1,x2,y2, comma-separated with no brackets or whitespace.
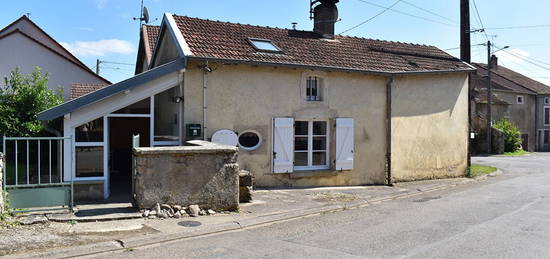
0,15,110,100
38,3,474,199
471,61,550,152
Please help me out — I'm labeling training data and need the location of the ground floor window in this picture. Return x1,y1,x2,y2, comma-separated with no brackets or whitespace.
75,146,104,177
294,120,329,170
544,107,550,126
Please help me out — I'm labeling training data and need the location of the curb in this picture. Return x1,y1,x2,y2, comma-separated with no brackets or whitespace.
6,175,496,258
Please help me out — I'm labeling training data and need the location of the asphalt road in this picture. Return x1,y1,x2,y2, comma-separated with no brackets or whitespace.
99,153,550,259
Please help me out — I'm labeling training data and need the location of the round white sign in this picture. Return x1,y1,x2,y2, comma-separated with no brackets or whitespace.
211,129,238,146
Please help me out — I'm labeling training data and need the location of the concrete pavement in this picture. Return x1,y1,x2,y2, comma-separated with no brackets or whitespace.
79,153,550,258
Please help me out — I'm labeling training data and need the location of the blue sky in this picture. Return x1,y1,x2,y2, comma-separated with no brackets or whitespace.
2,0,550,84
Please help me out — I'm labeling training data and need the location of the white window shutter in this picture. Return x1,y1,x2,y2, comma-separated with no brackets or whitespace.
273,117,294,173
336,118,354,170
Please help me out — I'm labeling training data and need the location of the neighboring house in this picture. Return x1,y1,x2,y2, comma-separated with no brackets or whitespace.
39,2,474,200
0,15,110,100
135,24,160,75
471,61,550,151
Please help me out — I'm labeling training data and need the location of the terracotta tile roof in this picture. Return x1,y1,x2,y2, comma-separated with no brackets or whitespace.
172,15,472,73
474,63,550,95
71,83,108,100
144,25,160,57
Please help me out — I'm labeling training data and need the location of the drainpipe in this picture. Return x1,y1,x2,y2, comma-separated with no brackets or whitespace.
178,69,185,145
386,75,394,186
201,62,211,141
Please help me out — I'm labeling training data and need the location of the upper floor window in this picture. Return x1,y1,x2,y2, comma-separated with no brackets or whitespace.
517,95,524,104
545,97,550,105
306,76,322,101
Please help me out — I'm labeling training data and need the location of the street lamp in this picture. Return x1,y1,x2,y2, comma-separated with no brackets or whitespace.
486,42,510,154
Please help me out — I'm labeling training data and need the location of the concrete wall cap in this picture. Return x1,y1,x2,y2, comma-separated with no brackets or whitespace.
134,140,238,155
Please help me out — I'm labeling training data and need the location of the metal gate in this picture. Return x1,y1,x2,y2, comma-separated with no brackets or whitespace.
2,136,73,212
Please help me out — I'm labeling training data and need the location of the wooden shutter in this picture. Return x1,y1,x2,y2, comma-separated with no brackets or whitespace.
273,117,294,173
335,118,354,170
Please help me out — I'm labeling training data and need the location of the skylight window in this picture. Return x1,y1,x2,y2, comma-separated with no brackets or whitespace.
248,38,282,53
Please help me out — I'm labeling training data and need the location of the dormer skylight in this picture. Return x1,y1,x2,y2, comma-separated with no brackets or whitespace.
248,38,282,53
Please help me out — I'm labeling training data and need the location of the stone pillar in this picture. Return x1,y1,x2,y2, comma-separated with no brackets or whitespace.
0,152,3,214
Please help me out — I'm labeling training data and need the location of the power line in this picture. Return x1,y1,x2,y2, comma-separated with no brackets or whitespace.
471,0,489,42
400,0,457,24
485,24,550,30
500,49,550,71
99,61,135,66
353,0,455,28
339,0,403,34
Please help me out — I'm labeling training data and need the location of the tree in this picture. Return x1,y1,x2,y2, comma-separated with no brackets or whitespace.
493,118,522,152
0,67,63,137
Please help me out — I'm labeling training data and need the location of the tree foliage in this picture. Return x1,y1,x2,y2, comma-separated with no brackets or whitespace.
493,118,522,152
0,67,63,137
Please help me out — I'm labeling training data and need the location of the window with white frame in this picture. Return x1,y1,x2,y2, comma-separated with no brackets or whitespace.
306,76,322,101
272,117,354,173
517,95,524,104
75,117,105,178
545,97,550,105
294,120,329,170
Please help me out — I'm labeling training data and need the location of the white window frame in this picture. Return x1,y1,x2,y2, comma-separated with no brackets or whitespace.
293,120,330,171
545,97,550,105
517,95,524,104
544,106,550,126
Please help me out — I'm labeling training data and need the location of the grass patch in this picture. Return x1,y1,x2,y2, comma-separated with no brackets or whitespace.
468,164,497,178
503,150,530,156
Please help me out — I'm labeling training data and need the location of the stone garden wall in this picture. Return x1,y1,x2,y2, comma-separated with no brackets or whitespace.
133,140,239,211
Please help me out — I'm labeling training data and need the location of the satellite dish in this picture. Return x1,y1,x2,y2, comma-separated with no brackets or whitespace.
143,6,150,24
211,129,238,147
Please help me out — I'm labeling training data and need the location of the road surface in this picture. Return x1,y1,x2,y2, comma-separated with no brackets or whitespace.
98,153,550,258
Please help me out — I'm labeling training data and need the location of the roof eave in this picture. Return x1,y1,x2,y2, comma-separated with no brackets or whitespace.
38,58,186,121
186,56,475,76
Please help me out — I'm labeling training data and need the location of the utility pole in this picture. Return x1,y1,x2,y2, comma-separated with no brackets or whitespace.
460,0,471,62
486,40,492,154
96,59,101,75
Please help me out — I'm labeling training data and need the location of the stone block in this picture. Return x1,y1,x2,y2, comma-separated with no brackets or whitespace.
133,141,239,211
239,170,253,187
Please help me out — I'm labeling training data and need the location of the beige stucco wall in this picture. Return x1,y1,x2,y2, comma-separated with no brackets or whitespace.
0,33,106,100
391,73,469,181
183,61,469,186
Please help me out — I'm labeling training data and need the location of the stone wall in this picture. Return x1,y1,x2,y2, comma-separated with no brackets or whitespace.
133,140,239,211
0,152,4,214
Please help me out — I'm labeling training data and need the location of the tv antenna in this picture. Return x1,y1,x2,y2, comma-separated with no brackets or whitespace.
133,0,151,26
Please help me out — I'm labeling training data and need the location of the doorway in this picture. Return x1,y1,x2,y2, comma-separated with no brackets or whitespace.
108,117,150,202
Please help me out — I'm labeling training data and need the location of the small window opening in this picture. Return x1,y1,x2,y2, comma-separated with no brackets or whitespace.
307,76,321,101
248,38,282,53
238,131,262,150
545,97,550,105
517,95,524,104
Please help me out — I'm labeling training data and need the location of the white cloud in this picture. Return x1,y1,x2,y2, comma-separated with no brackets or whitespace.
60,39,135,57
96,0,108,9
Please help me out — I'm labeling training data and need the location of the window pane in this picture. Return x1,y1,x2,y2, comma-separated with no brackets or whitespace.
155,87,179,142
294,152,308,166
313,136,326,150
76,146,103,177
295,121,308,135
313,121,327,135
545,108,550,125
250,39,280,52
545,131,550,144
294,137,308,151
312,152,327,166
113,97,150,114
76,118,103,142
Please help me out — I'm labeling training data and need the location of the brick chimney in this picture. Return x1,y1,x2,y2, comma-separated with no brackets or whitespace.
313,0,339,39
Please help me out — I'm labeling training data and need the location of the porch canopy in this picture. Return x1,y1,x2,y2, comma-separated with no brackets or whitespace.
37,58,186,200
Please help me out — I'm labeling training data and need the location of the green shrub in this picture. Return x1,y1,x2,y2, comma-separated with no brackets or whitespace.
0,67,63,137
493,119,522,152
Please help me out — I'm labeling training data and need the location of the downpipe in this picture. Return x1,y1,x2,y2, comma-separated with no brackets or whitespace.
386,75,394,186
201,62,212,141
